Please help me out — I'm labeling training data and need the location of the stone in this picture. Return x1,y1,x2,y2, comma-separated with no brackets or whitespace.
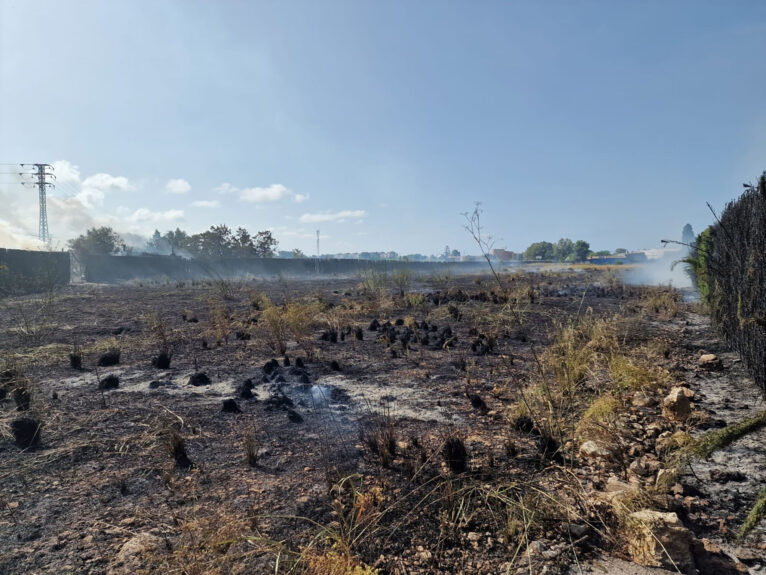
662,387,695,421
698,354,723,371
632,391,657,408
579,440,613,462
107,532,164,575
626,510,695,573
690,538,748,575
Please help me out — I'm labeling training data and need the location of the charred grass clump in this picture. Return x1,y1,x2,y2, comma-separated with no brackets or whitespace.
359,411,397,468
97,347,121,367
145,311,173,368
169,431,193,469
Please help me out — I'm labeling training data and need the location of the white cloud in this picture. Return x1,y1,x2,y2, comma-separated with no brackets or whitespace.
215,182,238,194
299,210,367,223
74,173,129,208
239,184,292,203
51,160,81,185
127,208,184,223
191,200,220,208
214,182,307,204
269,225,323,239
165,178,191,194
81,173,132,192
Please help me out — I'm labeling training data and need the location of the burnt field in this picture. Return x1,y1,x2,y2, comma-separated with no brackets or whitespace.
0,269,764,574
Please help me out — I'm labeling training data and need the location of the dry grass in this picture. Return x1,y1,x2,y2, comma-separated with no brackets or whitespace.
304,552,379,575
643,289,681,318
608,356,669,392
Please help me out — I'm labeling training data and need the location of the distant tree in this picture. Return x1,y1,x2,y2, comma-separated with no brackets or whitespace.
593,250,611,257
193,224,234,258
69,227,126,255
451,249,461,258
253,230,278,258
572,240,590,262
291,248,306,258
553,238,574,261
163,228,191,254
146,229,163,252
614,248,627,254
232,227,255,256
524,241,555,261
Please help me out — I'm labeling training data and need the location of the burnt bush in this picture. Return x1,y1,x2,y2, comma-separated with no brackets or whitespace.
695,172,766,392
188,372,211,386
238,378,255,399
286,408,303,423
152,352,172,369
98,349,121,367
222,398,242,413
11,417,41,449
99,374,119,390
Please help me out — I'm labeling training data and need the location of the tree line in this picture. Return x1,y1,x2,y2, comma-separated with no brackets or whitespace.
522,238,593,262
68,225,278,258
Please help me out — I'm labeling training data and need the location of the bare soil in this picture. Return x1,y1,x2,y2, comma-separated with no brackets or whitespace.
0,270,763,574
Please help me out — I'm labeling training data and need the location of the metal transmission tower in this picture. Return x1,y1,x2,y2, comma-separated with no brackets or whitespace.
20,163,55,244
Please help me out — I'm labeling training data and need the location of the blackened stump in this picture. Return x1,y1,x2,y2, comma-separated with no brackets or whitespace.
295,357,305,369
11,417,41,450
170,433,193,469
69,353,83,370
443,436,469,473
330,360,341,371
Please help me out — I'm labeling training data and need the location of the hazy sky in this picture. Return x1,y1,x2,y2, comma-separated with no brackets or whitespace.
1,1,766,254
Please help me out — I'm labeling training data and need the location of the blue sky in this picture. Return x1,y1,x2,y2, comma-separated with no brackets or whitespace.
1,1,765,254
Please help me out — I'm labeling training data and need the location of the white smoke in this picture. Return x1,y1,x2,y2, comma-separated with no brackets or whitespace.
622,249,693,288
0,160,183,250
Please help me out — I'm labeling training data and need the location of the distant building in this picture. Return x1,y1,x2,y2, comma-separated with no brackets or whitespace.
491,248,518,261
587,251,648,265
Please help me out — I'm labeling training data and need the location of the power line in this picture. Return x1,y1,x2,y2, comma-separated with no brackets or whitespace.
18,163,55,245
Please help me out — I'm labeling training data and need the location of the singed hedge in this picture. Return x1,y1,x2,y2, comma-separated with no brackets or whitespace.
693,173,766,392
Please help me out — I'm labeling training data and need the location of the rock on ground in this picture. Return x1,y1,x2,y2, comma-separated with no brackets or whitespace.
625,510,695,574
